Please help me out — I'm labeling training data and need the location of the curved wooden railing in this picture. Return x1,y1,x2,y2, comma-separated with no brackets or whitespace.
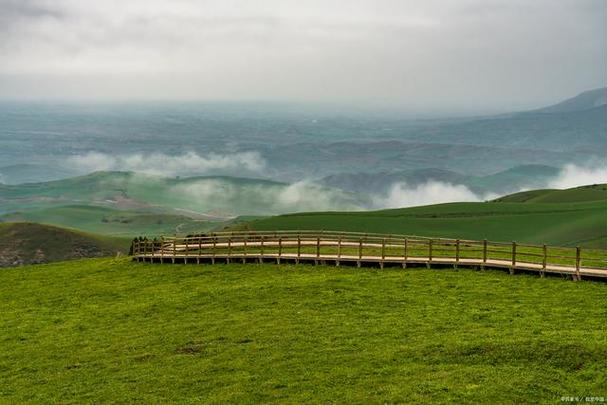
131,230,607,280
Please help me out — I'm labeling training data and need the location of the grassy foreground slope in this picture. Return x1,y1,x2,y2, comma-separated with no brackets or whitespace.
0,223,128,267
236,200,607,248
1,258,606,402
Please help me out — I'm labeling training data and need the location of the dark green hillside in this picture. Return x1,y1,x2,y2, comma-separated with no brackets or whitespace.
495,184,607,204
234,200,607,248
492,189,557,203
0,223,128,267
1,258,606,402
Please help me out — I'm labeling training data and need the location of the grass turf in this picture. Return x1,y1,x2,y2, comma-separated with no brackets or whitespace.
1,258,606,402
235,201,607,249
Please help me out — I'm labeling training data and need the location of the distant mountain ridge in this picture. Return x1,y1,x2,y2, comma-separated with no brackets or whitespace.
534,87,607,114
320,165,560,196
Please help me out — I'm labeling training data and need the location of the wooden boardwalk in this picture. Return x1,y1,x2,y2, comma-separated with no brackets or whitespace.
131,231,607,281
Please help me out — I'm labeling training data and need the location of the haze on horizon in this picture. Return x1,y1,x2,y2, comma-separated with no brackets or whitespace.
1,0,606,114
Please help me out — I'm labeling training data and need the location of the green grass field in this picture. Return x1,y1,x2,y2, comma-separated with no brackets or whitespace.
235,200,607,248
1,258,606,402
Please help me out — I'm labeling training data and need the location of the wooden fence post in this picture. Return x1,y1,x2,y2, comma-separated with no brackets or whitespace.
170,238,175,264
316,236,320,261
403,238,408,269
277,236,282,264
196,236,201,265
455,239,460,268
358,238,363,259
212,235,216,265
337,237,342,266
358,238,363,268
227,236,232,264
381,238,386,260
482,239,487,270
297,233,301,264
576,246,581,281
427,239,433,269
380,238,386,269
510,241,517,274
184,238,188,264
160,236,164,263
541,244,547,278
260,235,264,264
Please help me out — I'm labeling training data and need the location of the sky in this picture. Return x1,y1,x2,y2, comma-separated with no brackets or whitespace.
1,0,606,113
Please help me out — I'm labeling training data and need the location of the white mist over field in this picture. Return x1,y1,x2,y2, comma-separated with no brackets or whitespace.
59,153,607,212
548,164,607,189
68,151,267,177
170,179,362,215
373,181,497,209
373,163,607,209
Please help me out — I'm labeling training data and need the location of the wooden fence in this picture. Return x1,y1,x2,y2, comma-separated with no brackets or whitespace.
131,230,607,281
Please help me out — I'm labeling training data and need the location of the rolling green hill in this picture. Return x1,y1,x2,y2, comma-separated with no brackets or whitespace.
0,223,128,267
234,199,607,248
0,171,363,217
0,171,363,237
494,183,607,204
0,205,218,237
1,258,606,402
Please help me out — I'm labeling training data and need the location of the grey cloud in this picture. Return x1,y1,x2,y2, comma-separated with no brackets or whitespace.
0,0,64,29
0,0,63,19
0,0,606,112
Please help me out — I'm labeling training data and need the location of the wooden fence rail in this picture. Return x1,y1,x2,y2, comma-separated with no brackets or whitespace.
131,230,607,281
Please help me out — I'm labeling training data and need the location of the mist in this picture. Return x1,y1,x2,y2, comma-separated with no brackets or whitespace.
373,181,496,209
371,163,607,209
67,151,267,177
64,154,607,212
548,164,607,189
170,179,363,215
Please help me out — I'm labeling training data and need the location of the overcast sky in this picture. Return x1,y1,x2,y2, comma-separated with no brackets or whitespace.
1,0,606,113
